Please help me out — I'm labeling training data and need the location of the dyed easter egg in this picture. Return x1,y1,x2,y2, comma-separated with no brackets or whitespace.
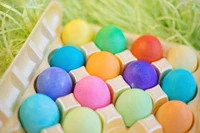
36,67,73,101
161,69,196,103
167,45,198,72
95,25,126,54
115,89,152,127
155,101,193,133
131,35,163,63
74,76,111,110
19,94,60,133
122,61,158,90
50,46,85,72
63,107,102,133
61,19,94,47
86,52,120,81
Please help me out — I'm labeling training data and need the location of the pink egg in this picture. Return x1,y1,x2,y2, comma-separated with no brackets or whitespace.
74,76,111,110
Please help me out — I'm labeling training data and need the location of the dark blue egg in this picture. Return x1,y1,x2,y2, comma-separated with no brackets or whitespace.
36,67,73,101
122,61,158,90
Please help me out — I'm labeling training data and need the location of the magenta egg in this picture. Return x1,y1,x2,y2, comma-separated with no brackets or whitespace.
74,76,111,110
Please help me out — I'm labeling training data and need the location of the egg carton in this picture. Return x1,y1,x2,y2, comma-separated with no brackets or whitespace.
0,0,200,133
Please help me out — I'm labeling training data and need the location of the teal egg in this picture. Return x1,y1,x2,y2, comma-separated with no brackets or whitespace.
161,69,197,103
95,25,126,54
50,46,85,72
19,94,60,133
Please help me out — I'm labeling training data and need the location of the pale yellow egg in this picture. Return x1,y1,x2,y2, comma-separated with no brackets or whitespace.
167,45,198,73
61,19,94,47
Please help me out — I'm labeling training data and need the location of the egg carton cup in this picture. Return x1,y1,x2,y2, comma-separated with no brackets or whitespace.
0,1,200,133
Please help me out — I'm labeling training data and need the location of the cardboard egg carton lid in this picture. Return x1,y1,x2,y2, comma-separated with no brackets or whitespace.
1,0,200,133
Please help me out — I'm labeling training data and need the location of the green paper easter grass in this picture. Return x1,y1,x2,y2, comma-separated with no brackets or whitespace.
0,0,49,78
1,0,200,78
61,0,200,48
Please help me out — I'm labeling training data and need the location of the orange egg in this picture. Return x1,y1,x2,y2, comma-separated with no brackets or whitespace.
155,101,193,133
86,52,120,81
131,35,163,63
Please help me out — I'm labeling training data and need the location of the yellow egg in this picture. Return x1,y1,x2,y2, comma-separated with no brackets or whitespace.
167,45,198,73
61,19,94,47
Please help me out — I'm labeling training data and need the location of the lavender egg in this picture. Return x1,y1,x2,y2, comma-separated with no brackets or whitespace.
122,61,158,90
36,67,73,101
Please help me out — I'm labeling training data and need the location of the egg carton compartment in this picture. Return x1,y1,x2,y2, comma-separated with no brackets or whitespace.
1,1,200,133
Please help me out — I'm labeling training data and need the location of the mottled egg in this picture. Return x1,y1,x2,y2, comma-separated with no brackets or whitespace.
122,61,158,90
95,25,126,54
36,67,73,101
131,35,163,63
19,94,60,133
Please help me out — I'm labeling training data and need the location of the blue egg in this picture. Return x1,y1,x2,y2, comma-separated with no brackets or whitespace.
122,61,158,90
161,69,197,103
36,67,73,101
50,45,85,72
19,94,60,133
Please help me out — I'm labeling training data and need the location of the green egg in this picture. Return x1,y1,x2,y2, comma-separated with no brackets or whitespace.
115,89,153,128
95,25,126,54
62,107,102,133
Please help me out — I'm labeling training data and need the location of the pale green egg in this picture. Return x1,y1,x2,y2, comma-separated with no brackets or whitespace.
115,89,153,128
62,107,102,133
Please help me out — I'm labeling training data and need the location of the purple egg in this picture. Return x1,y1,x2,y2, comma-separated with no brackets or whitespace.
122,61,158,90
36,67,73,101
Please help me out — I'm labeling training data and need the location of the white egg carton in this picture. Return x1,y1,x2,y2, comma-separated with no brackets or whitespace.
0,0,200,133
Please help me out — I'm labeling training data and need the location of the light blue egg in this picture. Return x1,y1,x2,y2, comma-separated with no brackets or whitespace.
19,94,60,133
50,45,85,72
161,69,197,103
